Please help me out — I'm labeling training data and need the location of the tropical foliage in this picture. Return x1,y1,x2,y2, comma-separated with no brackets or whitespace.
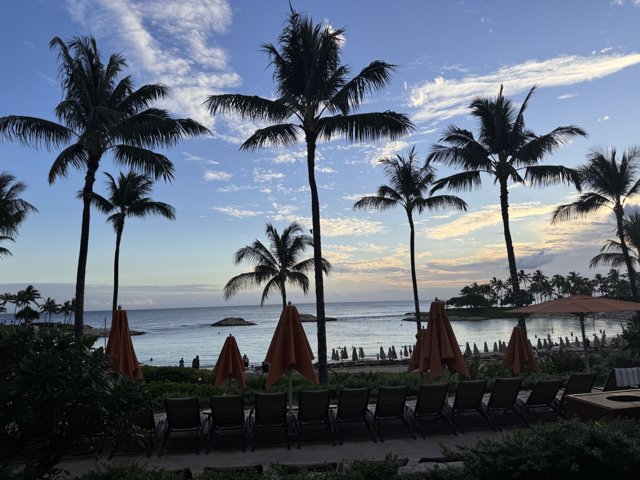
0,36,208,338
224,222,330,308
0,171,37,257
90,171,176,311
354,147,466,330
205,8,413,383
429,85,586,330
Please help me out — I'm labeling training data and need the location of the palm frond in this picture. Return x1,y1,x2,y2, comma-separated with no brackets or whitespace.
551,192,610,224
515,126,587,164
422,195,468,212
431,171,482,193
590,252,633,269
0,116,73,149
240,123,299,150
285,271,310,294
204,94,291,121
353,195,399,211
260,277,283,306
524,165,581,190
127,201,176,220
329,61,396,114
111,145,175,182
317,111,413,142
48,143,88,183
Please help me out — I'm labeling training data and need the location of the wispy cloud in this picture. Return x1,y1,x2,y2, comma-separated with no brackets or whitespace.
66,0,241,125
253,168,285,183
183,152,219,164
557,93,578,100
213,206,262,218
597,115,611,122
409,53,640,124
203,170,233,181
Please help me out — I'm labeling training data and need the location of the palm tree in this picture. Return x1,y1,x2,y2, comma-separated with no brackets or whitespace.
553,148,640,300
353,147,466,331
61,299,75,325
429,85,586,332
590,212,640,279
0,172,38,256
0,37,208,337
224,222,331,308
14,285,41,324
89,171,176,311
40,297,60,323
205,9,412,383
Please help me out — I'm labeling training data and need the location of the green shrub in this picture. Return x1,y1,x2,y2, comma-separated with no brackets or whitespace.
141,365,214,384
541,350,585,373
80,464,183,480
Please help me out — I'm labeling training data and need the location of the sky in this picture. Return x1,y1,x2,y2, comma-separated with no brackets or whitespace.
1,0,640,310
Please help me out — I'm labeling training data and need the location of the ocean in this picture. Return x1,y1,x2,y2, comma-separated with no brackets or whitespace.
3,300,630,367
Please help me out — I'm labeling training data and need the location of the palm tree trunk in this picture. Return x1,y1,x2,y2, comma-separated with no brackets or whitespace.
74,159,98,338
112,221,124,312
305,132,328,384
499,178,527,335
281,277,287,309
615,205,639,300
407,212,421,331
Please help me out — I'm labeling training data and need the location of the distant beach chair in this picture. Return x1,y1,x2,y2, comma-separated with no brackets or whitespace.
371,385,414,441
450,380,491,433
159,397,203,456
331,388,376,444
108,406,158,459
293,389,334,448
516,379,563,422
248,392,292,451
552,373,597,418
206,395,246,453
483,377,527,430
407,384,456,437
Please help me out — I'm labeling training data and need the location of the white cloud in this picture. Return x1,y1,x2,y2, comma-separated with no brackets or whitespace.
213,206,262,218
409,53,640,124
557,93,578,100
183,152,219,164
253,168,285,183
203,170,232,181
316,166,336,174
66,0,241,126
597,115,611,122
369,140,411,166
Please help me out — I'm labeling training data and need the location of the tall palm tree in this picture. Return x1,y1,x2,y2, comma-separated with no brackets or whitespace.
553,148,640,300
14,285,41,324
40,297,60,322
205,9,412,383
89,171,176,311
0,37,208,337
0,172,38,256
353,147,466,331
590,212,640,279
224,222,331,308
429,85,586,332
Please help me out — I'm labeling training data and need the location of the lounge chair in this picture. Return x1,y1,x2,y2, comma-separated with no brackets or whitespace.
483,377,527,430
293,389,334,448
331,388,376,444
248,392,291,451
108,406,158,459
206,395,246,453
407,384,456,437
450,379,491,433
372,385,415,441
516,379,564,422
597,367,640,391
159,397,203,457
552,373,597,417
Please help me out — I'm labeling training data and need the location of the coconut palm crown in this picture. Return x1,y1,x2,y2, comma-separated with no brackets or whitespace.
429,85,587,333
205,8,413,382
0,172,38,257
89,171,176,311
554,147,640,299
354,147,467,331
0,36,209,337
224,222,331,308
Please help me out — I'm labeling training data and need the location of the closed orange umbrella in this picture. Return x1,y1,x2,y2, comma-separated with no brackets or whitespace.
408,301,470,380
502,326,539,374
105,309,142,379
214,334,246,387
265,304,318,404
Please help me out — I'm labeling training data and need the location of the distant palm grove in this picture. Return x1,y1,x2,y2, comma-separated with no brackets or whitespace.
2,7,640,385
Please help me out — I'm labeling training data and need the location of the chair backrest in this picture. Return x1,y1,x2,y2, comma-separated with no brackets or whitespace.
486,377,523,410
602,370,618,391
452,380,487,411
254,392,287,426
414,384,449,415
165,397,201,429
129,406,156,430
374,385,408,418
525,379,563,406
336,388,370,420
297,389,330,423
562,373,597,399
211,395,245,428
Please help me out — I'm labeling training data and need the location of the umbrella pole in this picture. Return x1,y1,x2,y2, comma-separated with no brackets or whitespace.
287,369,292,411
579,313,590,373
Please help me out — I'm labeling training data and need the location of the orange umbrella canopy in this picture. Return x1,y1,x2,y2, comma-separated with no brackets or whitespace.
408,301,470,380
214,335,246,387
105,309,142,379
502,326,539,374
265,304,318,387
510,295,640,315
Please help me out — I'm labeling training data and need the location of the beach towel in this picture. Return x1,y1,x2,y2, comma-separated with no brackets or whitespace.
614,367,640,387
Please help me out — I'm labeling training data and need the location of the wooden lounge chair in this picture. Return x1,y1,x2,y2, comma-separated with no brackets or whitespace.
293,389,334,448
483,377,527,430
450,379,491,433
407,384,456,437
597,368,640,391
516,379,564,422
372,385,415,441
108,406,158,459
159,397,203,457
207,395,246,453
248,392,291,451
552,373,597,417
331,388,376,444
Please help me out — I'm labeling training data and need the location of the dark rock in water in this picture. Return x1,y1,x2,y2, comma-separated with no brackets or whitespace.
211,317,256,327
85,324,145,337
402,312,429,321
299,313,337,322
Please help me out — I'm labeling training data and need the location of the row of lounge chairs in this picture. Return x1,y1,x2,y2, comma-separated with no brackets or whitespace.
110,372,602,458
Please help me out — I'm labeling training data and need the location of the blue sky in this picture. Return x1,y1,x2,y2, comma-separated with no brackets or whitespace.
1,0,640,310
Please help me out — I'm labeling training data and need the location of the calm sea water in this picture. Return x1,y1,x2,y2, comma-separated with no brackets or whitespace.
2,300,629,367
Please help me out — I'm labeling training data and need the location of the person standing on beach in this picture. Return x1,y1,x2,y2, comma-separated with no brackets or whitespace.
179,357,184,367
192,355,200,369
